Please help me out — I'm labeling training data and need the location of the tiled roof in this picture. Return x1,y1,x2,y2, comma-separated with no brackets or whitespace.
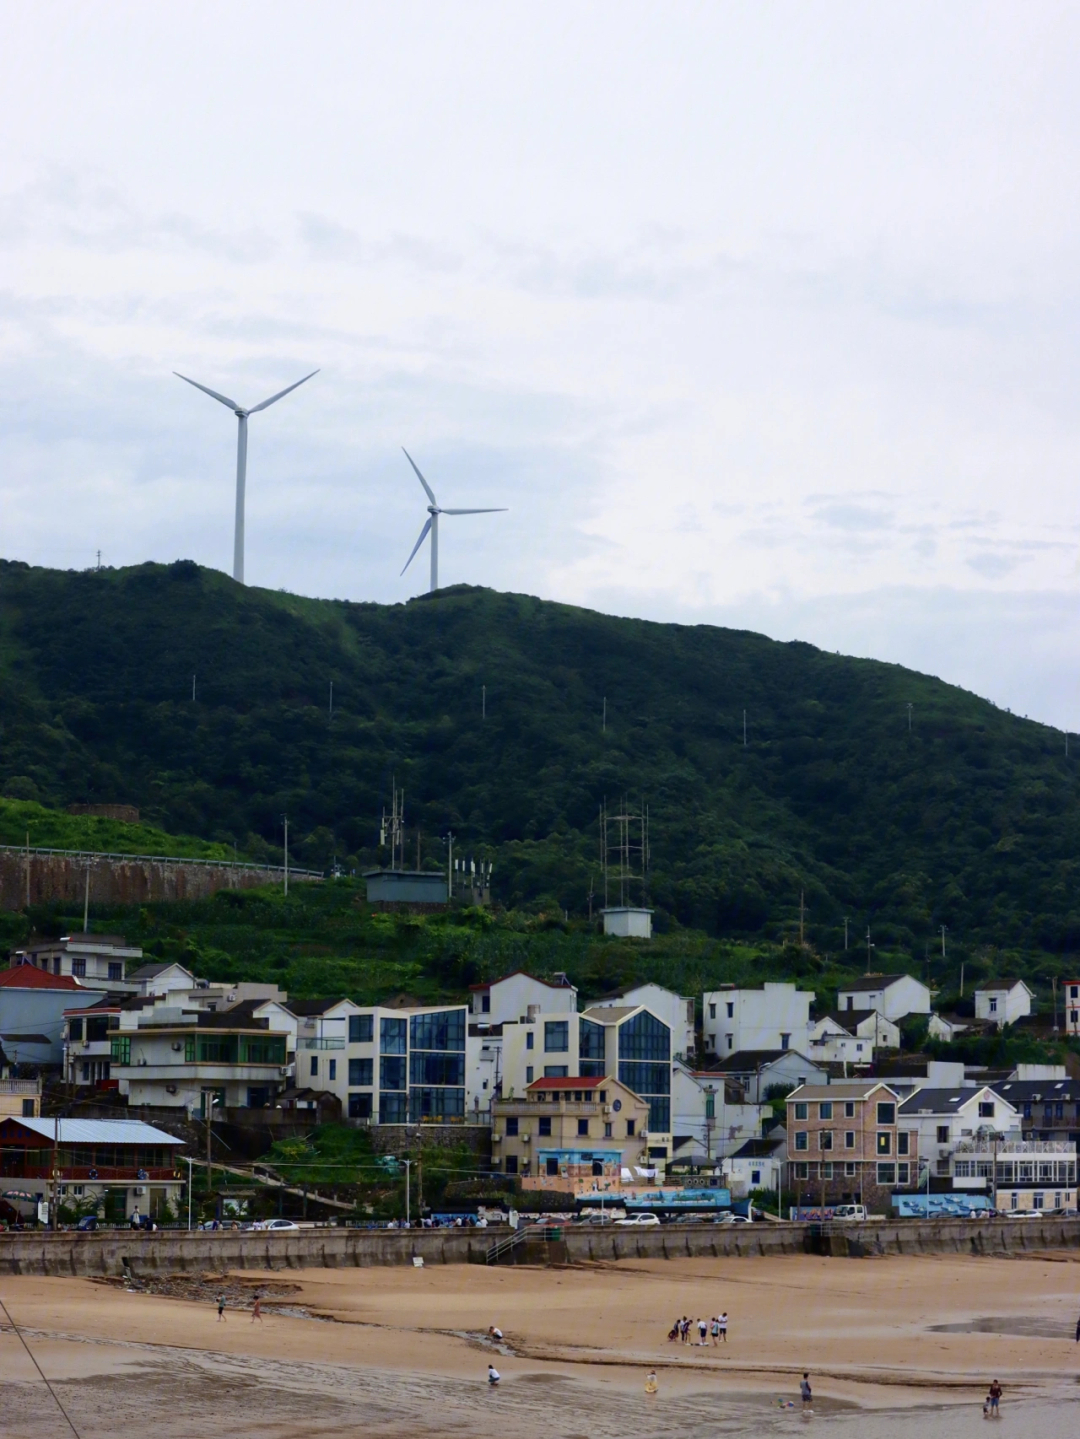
0,966,81,990
837,974,912,992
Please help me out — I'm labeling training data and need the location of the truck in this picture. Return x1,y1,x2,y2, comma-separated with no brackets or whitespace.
789,1203,870,1221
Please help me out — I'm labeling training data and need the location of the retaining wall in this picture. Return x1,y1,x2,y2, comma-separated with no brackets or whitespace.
0,850,318,910
5,1215,1080,1277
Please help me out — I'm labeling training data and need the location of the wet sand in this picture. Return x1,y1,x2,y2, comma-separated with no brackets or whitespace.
3,1251,1080,1437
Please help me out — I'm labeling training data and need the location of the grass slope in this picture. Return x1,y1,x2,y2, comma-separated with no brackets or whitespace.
0,557,1077,967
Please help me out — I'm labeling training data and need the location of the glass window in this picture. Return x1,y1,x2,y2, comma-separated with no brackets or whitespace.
72,957,86,978
845,1131,855,1148
380,1056,407,1090
379,1092,408,1123
877,1132,892,1155
539,1117,551,1136
626,1119,636,1136
348,1093,373,1119
110,1035,131,1065
504,1155,518,1175
544,1065,568,1078
845,1101,855,1118
506,1117,519,1136
876,1101,896,1125
604,1122,612,1137
544,1021,569,1053
410,1052,465,1086
577,1118,589,1137
820,1131,833,1150
198,1036,239,1063
184,1036,196,1062
979,1101,995,1117
795,1132,808,1151
310,1056,318,1077
86,1016,110,1043
108,962,122,981
819,1102,833,1119
579,1018,606,1060
877,1163,896,1184
349,1014,374,1044
526,1032,534,1050
526,1066,534,1084
410,1010,465,1052
897,1131,910,1155
241,1036,286,1063
409,1086,465,1122
380,1017,407,1054
349,1057,373,1086
328,1059,337,1081
618,1011,670,1061
794,1162,809,1179
794,1102,808,1120
898,1163,909,1184
68,1017,84,1041
936,1125,949,1143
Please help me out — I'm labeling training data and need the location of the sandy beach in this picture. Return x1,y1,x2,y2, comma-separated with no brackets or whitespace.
4,1251,1080,1438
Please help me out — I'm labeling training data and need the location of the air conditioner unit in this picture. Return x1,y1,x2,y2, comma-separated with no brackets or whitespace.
166,1084,178,1095
492,1133,501,1142
603,1105,612,1115
522,1133,530,1143
133,1187,146,1196
171,1042,184,1051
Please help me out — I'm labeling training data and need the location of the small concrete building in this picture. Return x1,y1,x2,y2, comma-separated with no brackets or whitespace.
600,907,653,939
703,982,814,1059
11,933,144,993
975,980,1033,1028
363,869,448,905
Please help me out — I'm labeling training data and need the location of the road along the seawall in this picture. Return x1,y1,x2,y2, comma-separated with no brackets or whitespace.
3,1216,1080,1277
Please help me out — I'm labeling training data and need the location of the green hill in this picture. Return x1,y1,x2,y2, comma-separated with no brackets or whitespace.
0,795,234,860
0,557,1076,975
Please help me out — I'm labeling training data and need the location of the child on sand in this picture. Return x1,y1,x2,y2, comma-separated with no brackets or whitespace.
987,1380,1002,1416
487,1365,500,1387
216,1294,227,1322
645,1371,658,1394
800,1373,812,1411
710,1317,720,1346
251,1294,262,1322
697,1317,708,1345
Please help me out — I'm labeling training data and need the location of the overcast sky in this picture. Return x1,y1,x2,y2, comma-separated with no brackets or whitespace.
1,3,1078,726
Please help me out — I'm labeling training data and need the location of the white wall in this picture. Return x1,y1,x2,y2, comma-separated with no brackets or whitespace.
476,974,578,1024
975,985,1032,1026
837,975,930,1021
591,983,694,1060
702,982,813,1057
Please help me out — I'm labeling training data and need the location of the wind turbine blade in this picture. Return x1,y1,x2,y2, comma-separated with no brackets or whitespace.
402,448,437,505
174,372,241,410
400,517,432,575
247,369,320,413
441,508,509,515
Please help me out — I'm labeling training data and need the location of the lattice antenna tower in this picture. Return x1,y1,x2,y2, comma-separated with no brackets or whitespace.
379,779,406,870
599,797,650,908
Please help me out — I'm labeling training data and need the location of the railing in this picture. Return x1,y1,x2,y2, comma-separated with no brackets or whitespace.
0,842,323,878
298,1038,346,1050
0,1080,39,1094
485,1223,564,1265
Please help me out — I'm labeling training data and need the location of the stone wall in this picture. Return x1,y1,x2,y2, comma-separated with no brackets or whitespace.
5,1214,1080,1277
0,849,319,910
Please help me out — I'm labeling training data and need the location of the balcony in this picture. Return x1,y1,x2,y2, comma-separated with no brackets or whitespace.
112,1062,287,1082
298,1038,345,1050
0,1080,40,1095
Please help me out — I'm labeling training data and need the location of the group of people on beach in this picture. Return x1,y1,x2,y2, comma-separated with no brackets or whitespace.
668,1313,728,1345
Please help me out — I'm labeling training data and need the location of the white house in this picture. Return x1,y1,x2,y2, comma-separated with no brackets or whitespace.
898,1085,1020,1183
590,982,695,1061
469,970,578,1023
702,982,814,1058
726,1131,787,1196
927,1013,967,1042
807,1009,899,1065
836,974,930,1023
670,1060,766,1162
709,1049,828,1104
975,981,1033,1028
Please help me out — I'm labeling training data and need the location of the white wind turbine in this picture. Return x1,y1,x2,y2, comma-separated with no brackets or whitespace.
399,449,507,593
174,368,319,584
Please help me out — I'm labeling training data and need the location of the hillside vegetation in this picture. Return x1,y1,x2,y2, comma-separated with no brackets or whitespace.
0,796,234,860
0,558,1077,975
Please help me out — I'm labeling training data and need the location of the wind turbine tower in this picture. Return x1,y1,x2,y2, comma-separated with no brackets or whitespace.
400,449,507,593
175,368,319,584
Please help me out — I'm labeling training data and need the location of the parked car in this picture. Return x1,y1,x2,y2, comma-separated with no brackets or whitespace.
614,1213,660,1227
261,1218,300,1230
76,1215,98,1231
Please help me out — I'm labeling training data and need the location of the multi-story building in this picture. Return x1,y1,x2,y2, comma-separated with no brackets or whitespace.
0,965,102,1067
469,970,578,1023
974,981,1033,1028
808,1010,900,1064
590,983,695,1062
988,1077,1080,1144
835,974,930,1023
0,1076,40,1118
787,1080,908,1211
110,1003,291,1113
950,1137,1076,1212
11,933,144,992
0,1115,184,1222
328,1002,470,1124
707,1048,827,1104
702,982,814,1058
500,1002,674,1160
64,993,127,1086
897,1086,1020,1184
670,1061,767,1164
1065,981,1080,1037
492,1075,650,1186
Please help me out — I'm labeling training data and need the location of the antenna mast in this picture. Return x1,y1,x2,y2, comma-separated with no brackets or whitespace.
379,780,406,870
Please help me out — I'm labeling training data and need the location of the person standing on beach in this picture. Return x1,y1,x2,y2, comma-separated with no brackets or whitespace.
216,1294,227,1322
697,1317,708,1345
710,1316,720,1346
680,1315,690,1343
719,1311,728,1342
800,1373,812,1410
987,1379,1002,1415
251,1294,262,1323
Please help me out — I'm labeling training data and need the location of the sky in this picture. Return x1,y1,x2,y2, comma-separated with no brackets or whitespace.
1,2,1079,726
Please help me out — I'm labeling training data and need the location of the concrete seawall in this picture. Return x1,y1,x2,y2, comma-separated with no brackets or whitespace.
4,1216,1080,1277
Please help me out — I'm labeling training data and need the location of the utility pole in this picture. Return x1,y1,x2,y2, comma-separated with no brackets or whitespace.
960,961,965,997
283,816,289,896
602,697,606,734
24,829,30,909
939,925,947,960
96,549,101,571
446,832,455,903
482,684,486,720
82,860,91,933
328,681,333,725
192,673,196,702
906,702,913,732
404,1158,411,1225
865,928,875,975
799,891,806,948
1053,975,1059,1033
843,917,849,951
204,1092,216,1212
743,709,747,747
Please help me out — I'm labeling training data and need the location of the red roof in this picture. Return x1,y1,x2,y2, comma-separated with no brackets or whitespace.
527,1075,609,1090
0,966,81,990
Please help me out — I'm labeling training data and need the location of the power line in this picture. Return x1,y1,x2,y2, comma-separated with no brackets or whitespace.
0,1295,84,1439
